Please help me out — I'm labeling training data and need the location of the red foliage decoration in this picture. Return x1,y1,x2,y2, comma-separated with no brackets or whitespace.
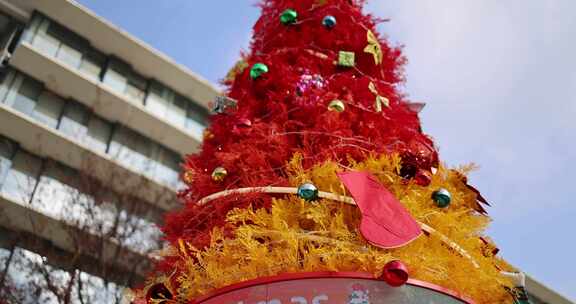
164,0,437,252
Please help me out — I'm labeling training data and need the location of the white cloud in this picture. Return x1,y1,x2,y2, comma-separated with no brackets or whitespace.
366,1,576,299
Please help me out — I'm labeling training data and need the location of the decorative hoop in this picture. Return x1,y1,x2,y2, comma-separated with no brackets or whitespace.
196,186,480,268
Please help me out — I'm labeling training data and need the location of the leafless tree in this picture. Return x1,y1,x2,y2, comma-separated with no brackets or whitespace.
0,154,175,304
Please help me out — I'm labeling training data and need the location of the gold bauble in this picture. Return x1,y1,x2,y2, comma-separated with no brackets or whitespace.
211,167,228,182
183,170,194,184
328,100,346,112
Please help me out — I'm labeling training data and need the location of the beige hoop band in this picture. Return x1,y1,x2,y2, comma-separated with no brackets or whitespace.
196,186,479,268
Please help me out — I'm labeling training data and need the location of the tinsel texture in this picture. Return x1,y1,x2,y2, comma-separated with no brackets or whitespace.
136,0,516,303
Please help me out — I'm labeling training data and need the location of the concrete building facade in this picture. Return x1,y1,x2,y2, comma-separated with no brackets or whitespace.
0,0,217,302
0,0,570,303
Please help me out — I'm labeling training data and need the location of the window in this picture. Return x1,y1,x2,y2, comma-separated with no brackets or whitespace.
0,137,15,187
93,201,119,235
0,13,11,34
52,25,85,69
125,73,147,102
146,81,209,132
2,247,62,303
77,271,124,303
102,67,127,93
145,81,170,114
186,102,209,139
85,117,112,153
48,19,87,70
0,247,125,304
103,60,147,103
115,210,162,254
32,161,78,219
30,17,59,57
58,102,88,138
167,94,187,127
0,13,19,61
55,42,83,69
25,14,105,80
58,103,113,153
32,91,65,128
152,147,180,188
108,127,154,173
0,69,16,103
79,50,105,81
2,72,65,129
0,150,42,204
10,77,42,116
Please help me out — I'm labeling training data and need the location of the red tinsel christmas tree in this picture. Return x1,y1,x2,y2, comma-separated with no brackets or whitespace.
135,1,528,303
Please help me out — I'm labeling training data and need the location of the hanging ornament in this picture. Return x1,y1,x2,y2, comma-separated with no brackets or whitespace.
322,15,337,28
338,172,421,249
145,282,173,304
237,118,252,128
182,170,194,184
368,82,389,112
280,9,298,25
328,100,345,112
250,63,269,79
296,72,325,95
406,102,426,113
212,95,238,114
232,118,252,135
203,129,214,140
364,30,383,65
211,167,228,182
432,188,452,208
414,169,432,187
337,51,355,67
399,138,439,181
297,183,319,201
380,260,409,287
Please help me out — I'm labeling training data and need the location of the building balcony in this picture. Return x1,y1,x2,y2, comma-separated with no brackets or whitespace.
0,102,179,217
0,194,150,284
10,41,203,156
3,0,218,110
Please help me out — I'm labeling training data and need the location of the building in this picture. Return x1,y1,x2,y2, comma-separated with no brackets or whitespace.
0,0,217,302
0,0,571,303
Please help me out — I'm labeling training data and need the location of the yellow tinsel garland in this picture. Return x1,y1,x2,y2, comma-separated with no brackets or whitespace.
148,153,516,303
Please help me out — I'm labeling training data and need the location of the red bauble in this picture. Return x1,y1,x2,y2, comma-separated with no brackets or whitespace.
381,260,409,287
414,169,432,187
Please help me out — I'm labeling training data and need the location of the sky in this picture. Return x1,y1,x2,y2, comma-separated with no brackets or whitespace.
77,0,576,300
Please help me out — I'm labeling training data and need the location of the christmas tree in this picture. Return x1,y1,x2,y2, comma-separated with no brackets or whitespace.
136,1,527,303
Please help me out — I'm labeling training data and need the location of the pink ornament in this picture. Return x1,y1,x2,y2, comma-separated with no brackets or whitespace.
337,171,421,249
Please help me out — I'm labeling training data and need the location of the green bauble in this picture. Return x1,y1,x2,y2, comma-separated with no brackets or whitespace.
250,63,269,79
280,9,298,25
297,183,319,201
432,188,452,208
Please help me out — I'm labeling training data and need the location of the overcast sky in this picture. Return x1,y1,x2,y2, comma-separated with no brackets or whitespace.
78,0,576,299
